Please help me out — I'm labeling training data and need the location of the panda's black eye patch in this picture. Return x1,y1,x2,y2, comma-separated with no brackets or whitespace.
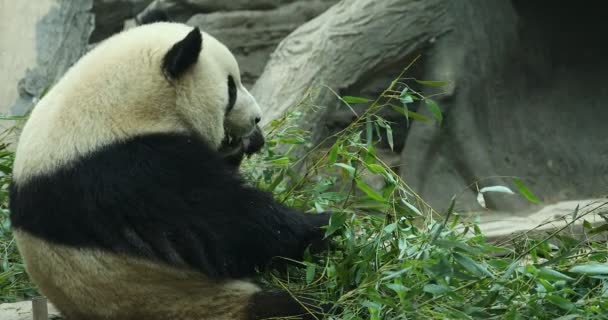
227,75,237,113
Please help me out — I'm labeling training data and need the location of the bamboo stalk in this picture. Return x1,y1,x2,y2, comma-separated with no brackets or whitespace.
32,297,48,320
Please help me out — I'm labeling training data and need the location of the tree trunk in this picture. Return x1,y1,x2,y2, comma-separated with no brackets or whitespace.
251,0,453,132
252,0,608,215
402,0,608,213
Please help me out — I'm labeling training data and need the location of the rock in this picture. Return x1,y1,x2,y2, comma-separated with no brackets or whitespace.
187,0,337,87
0,1,49,117
10,0,95,116
465,198,608,242
401,1,608,213
0,0,88,119
137,0,299,22
90,0,153,43
0,300,61,320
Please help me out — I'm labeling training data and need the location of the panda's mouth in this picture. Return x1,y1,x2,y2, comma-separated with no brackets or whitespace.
219,125,265,167
220,126,264,155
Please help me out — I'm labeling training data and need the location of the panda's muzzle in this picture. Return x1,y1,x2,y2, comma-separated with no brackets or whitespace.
219,125,265,168
241,125,265,155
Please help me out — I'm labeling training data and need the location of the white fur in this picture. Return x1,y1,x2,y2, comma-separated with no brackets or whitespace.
13,22,262,184
14,231,260,320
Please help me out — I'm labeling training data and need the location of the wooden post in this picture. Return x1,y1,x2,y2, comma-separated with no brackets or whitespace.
32,297,48,320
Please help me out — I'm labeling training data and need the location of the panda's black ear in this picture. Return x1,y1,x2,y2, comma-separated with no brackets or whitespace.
162,27,202,79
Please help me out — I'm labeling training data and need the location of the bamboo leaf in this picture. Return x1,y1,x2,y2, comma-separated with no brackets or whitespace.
513,178,540,203
414,79,449,87
424,99,443,125
355,178,385,201
342,96,373,104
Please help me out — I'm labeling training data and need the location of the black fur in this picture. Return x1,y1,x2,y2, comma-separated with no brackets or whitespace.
227,75,237,113
162,27,202,79
247,290,330,320
10,133,329,278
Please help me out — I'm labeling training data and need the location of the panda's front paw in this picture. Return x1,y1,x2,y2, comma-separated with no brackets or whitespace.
307,211,333,253
312,211,332,228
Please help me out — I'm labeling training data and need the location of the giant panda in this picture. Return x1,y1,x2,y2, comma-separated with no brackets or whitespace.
9,22,332,320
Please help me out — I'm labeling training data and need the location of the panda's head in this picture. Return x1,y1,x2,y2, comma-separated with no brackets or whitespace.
12,23,264,182
158,24,264,154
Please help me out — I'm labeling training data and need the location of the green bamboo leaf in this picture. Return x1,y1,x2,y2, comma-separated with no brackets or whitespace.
538,267,575,281
355,178,385,201
414,79,449,87
386,283,407,294
383,223,397,234
380,267,411,281
328,143,339,163
342,96,373,104
588,224,608,235
269,157,290,165
513,178,540,203
390,104,432,123
324,211,347,237
569,263,608,275
366,116,373,147
554,315,581,320
423,284,451,295
424,99,443,125
453,252,493,278
333,163,356,176
546,295,576,311
386,124,394,151
305,263,316,284
399,88,414,105
401,199,422,215
500,259,520,281
0,164,12,174
407,110,432,122
365,163,385,174
435,240,482,255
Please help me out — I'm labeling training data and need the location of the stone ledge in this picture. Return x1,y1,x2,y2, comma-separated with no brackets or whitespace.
0,300,61,320
462,198,608,242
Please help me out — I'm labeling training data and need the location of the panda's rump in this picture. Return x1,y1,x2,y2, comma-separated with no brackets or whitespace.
14,231,259,320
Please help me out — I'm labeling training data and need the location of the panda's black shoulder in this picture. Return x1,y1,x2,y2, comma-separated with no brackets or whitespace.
9,133,282,276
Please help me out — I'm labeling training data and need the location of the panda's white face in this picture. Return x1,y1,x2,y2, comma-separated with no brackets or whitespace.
162,24,263,148
223,71,262,139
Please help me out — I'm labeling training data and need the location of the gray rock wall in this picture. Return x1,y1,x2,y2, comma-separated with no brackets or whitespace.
1,0,94,117
187,0,336,87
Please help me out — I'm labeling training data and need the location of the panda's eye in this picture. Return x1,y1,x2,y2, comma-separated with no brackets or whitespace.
227,75,237,113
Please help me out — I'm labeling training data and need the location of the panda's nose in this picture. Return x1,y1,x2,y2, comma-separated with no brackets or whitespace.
254,117,261,124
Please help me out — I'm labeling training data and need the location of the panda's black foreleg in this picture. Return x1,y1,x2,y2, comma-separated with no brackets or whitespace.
246,289,333,320
299,211,333,254
283,210,333,255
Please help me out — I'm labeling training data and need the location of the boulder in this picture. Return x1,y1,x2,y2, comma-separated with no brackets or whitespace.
90,0,153,43
188,0,337,87
9,0,95,117
0,300,61,320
